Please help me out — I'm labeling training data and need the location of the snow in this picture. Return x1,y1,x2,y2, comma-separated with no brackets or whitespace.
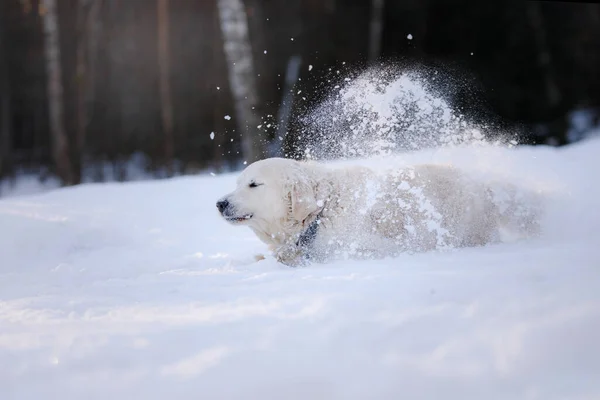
303,69,495,161
567,107,600,143
0,175,60,199
2,138,600,400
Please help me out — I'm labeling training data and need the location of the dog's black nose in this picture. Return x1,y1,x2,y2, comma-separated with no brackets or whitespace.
216,199,229,213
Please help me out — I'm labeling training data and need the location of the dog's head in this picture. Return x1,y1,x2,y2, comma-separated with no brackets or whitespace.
216,158,327,233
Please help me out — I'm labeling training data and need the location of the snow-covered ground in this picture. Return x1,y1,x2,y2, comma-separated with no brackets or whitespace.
1,139,600,400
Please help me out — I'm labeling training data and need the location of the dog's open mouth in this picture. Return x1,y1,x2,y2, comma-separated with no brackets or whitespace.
226,214,253,223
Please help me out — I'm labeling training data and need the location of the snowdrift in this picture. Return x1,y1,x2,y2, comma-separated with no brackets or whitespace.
1,137,600,400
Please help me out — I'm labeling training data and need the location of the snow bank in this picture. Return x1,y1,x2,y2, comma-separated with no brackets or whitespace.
1,136,599,400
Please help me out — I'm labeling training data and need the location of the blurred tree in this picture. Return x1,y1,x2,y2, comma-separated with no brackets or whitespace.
211,1,229,172
73,0,101,183
41,0,74,185
0,4,12,180
0,0,599,193
217,0,264,162
368,0,384,63
157,0,174,175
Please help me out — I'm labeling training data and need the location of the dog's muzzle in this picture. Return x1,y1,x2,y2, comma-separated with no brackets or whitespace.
216,199,229,214
216,198,253,222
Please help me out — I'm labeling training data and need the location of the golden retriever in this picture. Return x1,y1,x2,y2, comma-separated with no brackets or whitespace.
217,158,539,266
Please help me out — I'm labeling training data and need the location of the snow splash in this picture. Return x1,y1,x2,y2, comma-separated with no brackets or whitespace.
298,66,513,161
285,65,543,261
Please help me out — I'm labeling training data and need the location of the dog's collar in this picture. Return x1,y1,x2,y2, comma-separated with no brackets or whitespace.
295,209,325,259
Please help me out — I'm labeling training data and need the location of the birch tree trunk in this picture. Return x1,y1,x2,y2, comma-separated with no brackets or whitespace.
157,0,174,174
41,0,74,185
217,0,264,162
274,55,301,156
212,4,227,172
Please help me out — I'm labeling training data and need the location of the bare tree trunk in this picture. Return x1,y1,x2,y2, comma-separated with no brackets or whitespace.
157,0,174,175
0,10,12,181
74,0,96,183
217,0,264,162
528,2,560,108
74,9,86,184
86,1,102,108
212,4,226,172
41,0,74,185
527,2,565,145
0,74,10,181
324,0,336,13
368,0,385,63
275,55,301,156
74,0,102,183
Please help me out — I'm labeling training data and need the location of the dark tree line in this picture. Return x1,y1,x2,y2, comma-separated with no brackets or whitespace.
0,0,599,189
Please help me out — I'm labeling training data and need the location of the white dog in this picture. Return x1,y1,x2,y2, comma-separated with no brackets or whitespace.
217,158,539,266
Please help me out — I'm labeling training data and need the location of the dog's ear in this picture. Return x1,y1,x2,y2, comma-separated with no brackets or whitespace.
288,176,319,223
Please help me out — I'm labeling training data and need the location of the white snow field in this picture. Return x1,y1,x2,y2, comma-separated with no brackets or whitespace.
1,138,600,400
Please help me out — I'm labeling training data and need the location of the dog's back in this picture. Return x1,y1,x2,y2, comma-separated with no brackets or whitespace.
366,164,498,251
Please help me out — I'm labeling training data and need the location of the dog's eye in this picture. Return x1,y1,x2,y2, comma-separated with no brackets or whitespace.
248,182,262,188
